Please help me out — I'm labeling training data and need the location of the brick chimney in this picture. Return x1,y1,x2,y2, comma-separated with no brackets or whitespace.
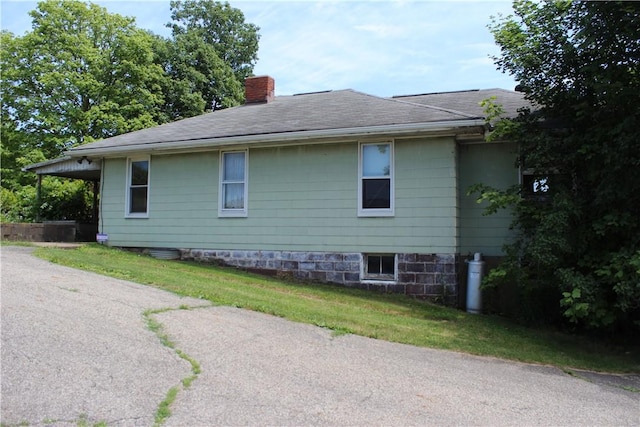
245,75,275,104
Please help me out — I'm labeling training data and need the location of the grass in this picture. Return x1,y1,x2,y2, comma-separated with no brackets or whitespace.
154,386,179,427
143,307,203,425
143,307,202,395
31,243,640,373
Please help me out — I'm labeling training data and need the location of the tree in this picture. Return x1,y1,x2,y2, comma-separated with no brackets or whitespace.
476,1,640,333
169,0,259,82
153,30,243,121
1,0,169,223
156,0,260,118
1,1,166,158
1,0,261,223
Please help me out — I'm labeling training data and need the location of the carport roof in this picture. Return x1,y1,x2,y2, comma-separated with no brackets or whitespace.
23,156,101,181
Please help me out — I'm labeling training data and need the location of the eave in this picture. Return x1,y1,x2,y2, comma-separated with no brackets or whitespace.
65,119,486,158
22,156,102,180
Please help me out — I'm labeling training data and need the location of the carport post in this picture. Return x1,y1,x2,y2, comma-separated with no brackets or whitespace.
35,174,42,222
92,179,99,221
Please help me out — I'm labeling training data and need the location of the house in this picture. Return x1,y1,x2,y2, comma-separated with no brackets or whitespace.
39,76,527,304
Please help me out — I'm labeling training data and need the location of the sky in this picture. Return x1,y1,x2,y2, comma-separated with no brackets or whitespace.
0,0,518,97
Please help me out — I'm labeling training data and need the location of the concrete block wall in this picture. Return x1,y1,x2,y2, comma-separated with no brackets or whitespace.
1,222,77,242
180,249,459,304
398,253,459,304
1,223,46,241
181,249,360,281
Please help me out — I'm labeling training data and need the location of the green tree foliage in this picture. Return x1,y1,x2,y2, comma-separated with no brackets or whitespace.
155,0,260,119
475,0,640,333
1,0,166,224
1,1,165,157
169,0,259,83
1,0,260,222
153,30,243,121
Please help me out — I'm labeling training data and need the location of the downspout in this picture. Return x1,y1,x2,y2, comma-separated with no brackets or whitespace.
95,158,109,243
99,159,104,234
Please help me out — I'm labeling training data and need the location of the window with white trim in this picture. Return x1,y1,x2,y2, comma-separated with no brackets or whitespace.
363,254,397,281
358,141,394,216
126,157,149,217
219,150,248,217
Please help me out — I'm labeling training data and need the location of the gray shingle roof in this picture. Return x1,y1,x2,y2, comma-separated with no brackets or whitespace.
68,89,482,154
393,88,530,119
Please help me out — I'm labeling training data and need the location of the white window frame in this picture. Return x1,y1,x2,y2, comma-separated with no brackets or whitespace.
219,149,248,217
361,253,398,283
358,140,394,217
125,156,150,218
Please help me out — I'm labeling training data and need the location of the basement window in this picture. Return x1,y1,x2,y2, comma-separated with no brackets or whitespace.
363,254,396,281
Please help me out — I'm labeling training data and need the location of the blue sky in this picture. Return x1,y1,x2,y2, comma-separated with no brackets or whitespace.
1,0,518,97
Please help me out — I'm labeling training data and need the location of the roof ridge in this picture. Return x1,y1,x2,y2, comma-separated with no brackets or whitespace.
390,97,481,119
392,89,480,98
345,89,480,119
393,88,520,98
292,89,333,96
282,88,358,97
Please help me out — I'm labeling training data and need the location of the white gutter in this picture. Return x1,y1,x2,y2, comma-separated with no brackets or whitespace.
65,119,486,157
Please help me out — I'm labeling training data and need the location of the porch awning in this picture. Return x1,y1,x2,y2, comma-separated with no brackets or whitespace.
23,156,101,181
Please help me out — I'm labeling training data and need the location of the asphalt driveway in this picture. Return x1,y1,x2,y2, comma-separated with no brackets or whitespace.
1,245,638,426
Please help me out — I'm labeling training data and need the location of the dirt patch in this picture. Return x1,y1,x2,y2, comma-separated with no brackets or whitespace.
32,242,84,249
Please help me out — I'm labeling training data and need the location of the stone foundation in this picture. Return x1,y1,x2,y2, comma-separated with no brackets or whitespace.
180,249,459,304
397,253,458,304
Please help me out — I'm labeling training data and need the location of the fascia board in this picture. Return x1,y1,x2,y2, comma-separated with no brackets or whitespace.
22,156,72,171
65,119,486,157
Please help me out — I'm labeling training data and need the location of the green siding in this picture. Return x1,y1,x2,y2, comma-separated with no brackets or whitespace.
458,142,518,256
100,138,461,252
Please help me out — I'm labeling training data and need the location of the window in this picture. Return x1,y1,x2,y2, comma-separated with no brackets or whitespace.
363,254,396,281
359,141,394,216
126,157,149,217
219,150,247,217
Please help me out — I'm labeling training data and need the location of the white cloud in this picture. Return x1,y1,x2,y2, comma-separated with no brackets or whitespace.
354,24,406,38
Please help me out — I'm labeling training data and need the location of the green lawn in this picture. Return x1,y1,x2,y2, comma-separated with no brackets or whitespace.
32,243,639,373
